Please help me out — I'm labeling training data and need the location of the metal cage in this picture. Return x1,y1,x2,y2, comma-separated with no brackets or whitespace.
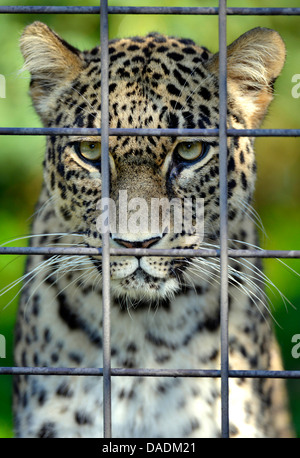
0,1,300,439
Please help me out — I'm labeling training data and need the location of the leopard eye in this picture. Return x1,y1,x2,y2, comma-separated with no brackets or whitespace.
79,141,101,161
176,141,205,162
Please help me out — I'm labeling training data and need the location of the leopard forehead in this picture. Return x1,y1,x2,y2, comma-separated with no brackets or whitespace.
52,33,218,163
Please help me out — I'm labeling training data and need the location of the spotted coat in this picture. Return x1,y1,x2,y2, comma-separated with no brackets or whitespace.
13,22,292,438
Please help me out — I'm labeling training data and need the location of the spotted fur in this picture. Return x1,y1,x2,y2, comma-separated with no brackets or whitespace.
13,22,292,438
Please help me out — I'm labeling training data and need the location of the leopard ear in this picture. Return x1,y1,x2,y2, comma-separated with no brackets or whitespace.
20,21,84,122
206,27,286,127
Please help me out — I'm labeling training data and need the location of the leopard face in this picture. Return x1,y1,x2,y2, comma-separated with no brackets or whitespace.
20,23,285,303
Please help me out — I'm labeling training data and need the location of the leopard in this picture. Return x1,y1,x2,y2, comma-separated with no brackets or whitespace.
12,21,292,438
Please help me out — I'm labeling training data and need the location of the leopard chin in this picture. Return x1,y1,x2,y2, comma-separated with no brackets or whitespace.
111,267,180,304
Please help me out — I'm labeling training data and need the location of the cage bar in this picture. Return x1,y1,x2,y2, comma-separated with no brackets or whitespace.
1,366,300,379
1,127,300,137
218,0,229,438
1,6,300,16
1,246,300,258
100,0,112,439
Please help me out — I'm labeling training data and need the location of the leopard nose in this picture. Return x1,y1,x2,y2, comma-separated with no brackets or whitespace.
113,236,161,249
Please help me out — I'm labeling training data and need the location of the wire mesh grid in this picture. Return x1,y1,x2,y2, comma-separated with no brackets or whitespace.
0,0,300,439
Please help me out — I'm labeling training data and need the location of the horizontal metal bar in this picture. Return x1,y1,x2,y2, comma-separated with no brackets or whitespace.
0,246,299,258
0,6,99,14
0,6,300,15
1,366,300,379
0,128,300,137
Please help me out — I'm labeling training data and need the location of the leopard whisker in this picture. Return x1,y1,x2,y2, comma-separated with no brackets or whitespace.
237,197,267,238
188,256,278,326
22,255,96,317
0,232,85,247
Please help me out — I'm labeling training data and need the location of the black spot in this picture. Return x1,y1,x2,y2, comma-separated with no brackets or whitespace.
197,118,206,129
110,51,126,63
109,83,117,93
234,137,239,148
131,36,145,43
228,156,235,172
166,84,181,97
75,103,87,115
56,381,74,398
38,422,56,438
44,328,51,343
148,136,157,147
127,44,140,51
68,351,82,364
152,72,162,80
58,293,80,330
50,172,55,190
173,69,186,86
241,172,248,190
167,52,184,61
182,47,196,55
228,179,237,190
229,209,237,220
156,46,168,53
87,113,95,128
167,112,179,129
51,353,59,363
132,55,145,64
60,206,71,220
116,67,130,78
201,49,209,60
199,104,210,117
57,163,65,178
127,343,137,352
90,47,99,56
170,100,183,110
75,411,93,426
177,63,193,75
145,331,177,350
152,35,167,43
159,63,169,76
38,390,47,406
198,87,211,101
55,113,63,125
75,115,84,127
179,38,195,45
182,111,195,129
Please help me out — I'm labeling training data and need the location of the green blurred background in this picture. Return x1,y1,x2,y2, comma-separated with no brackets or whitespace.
0,0,299,438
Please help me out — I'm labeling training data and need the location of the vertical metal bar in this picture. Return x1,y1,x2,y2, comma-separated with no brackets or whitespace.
218,0,230,438
100,0,112,438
